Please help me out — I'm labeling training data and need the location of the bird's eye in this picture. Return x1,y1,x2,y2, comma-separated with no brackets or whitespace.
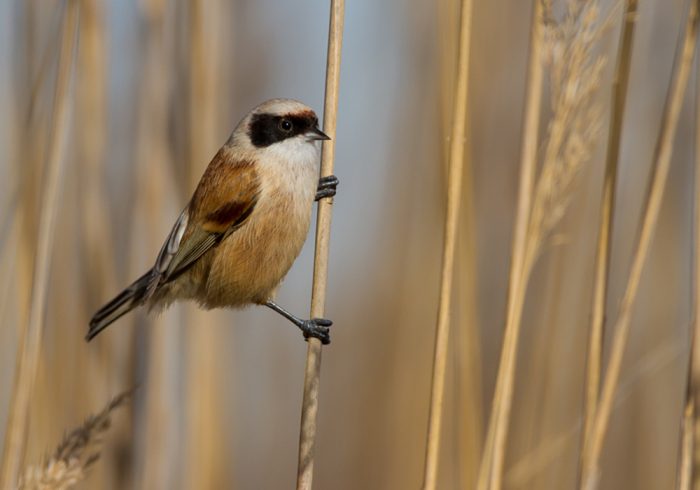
279,119,293,132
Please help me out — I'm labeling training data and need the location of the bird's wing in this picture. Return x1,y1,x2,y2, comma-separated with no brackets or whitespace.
151,206,189,280
145,150,260,296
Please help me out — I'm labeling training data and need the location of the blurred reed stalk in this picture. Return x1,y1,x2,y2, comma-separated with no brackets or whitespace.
679,404,694,490
580,1,700,488
476,1,544,488
437,0,483,488
7,0,40,342
580,0,637,460
184,0,228,487
453,28,482,490
675,25,700,490
76,0,115,321
296,1,344,488
421,0,473,487
0,2,79,488
436,0,483,484
481,3,607,489
454,219,482,489
132,0,181,487
75,0,114,399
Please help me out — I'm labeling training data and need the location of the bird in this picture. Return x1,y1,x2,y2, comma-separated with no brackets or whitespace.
87,98,338,344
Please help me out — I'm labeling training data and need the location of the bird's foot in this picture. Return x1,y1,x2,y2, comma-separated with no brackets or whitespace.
300,318,332,345
315,175,339,201
264,300,332,345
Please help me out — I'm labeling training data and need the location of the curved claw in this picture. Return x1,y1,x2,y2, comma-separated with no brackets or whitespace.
319,175,339,188
301,318,332,345
315,175,339,201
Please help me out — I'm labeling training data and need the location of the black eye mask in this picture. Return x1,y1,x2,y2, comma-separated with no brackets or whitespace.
248,113,318,148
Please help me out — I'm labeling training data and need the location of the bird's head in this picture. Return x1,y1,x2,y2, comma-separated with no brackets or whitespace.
238,99,329,149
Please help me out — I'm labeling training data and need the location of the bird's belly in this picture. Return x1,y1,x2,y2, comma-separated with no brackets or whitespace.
201,192,313,308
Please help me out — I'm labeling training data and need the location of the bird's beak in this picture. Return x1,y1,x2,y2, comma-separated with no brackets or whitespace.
307,127,331,141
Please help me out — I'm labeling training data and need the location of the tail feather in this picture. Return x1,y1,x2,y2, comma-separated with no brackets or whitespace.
86,271,152,341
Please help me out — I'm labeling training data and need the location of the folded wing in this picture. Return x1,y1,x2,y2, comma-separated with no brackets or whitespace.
146,151,260,295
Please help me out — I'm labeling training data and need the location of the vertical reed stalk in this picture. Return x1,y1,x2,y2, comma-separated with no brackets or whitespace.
184,0,227,487
580,1,700,487
678,400,694,490
581,0,637,454
421,0,473,487
76,0,119,415
455,115,482,490
15,2,48,346
676,50,700,490
483,3,608,487
0,2,79,487
296,1,344,488
77,0,115,309
476,2,544,488
130,1,183,488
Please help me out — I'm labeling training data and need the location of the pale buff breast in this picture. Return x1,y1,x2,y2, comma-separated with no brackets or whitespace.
200,158,318,308
148,188,314,311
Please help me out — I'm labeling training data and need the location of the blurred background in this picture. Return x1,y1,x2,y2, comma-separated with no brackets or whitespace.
0,0,695,488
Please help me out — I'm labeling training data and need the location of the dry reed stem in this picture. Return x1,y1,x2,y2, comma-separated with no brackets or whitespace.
455,147,483,488
296,1,344,488
77,0,116,307
184,0,228,487
17,391,132,490
0,3,79,487
421,0,473,488
581,0,637,458
453,20,482,490
132,1,180,487
75,0,119,429
676,49,700,490
437,0,459,132
435,0,483,484
580,1,700,488
1,3,35,335
15,3,54,348
481,3,607,489
679,399,694,490
476,1,544,488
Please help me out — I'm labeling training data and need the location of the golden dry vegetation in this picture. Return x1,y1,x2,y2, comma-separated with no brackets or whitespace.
0,0,699,489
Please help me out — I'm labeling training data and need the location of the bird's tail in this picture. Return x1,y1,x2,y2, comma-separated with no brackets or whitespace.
86,271,152,341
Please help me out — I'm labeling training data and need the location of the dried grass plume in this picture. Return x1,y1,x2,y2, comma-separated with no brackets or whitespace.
17,391,132,490
479,1,608,487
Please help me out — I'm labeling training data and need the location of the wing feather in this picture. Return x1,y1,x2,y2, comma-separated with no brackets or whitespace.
164,197,256,281
145,149,260,297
